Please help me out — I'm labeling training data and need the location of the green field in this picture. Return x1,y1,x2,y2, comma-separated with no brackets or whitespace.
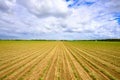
0,41,120,80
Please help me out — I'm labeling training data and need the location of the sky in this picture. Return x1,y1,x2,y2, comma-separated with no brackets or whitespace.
0,0,120,40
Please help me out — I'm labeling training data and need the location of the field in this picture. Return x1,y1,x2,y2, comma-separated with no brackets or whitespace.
0,41,120,80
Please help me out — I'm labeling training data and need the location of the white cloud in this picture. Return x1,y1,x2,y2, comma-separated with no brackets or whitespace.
104,0,120,12
17,0,69,17
0,0,120,40
0,0,16,12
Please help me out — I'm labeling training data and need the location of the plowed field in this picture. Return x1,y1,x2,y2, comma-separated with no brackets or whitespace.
0,41,120,80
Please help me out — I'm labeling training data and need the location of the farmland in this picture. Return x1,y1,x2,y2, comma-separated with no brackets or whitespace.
0,41,120,80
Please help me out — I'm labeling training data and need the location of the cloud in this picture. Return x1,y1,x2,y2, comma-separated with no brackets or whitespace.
104,0,120,12
17,0,69,18
0,0,16,12
0,0,120,40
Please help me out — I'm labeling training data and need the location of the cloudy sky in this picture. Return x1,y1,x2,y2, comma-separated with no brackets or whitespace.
0,0,120,40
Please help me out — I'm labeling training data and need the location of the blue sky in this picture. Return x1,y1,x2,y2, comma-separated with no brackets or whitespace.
0,0,120,40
